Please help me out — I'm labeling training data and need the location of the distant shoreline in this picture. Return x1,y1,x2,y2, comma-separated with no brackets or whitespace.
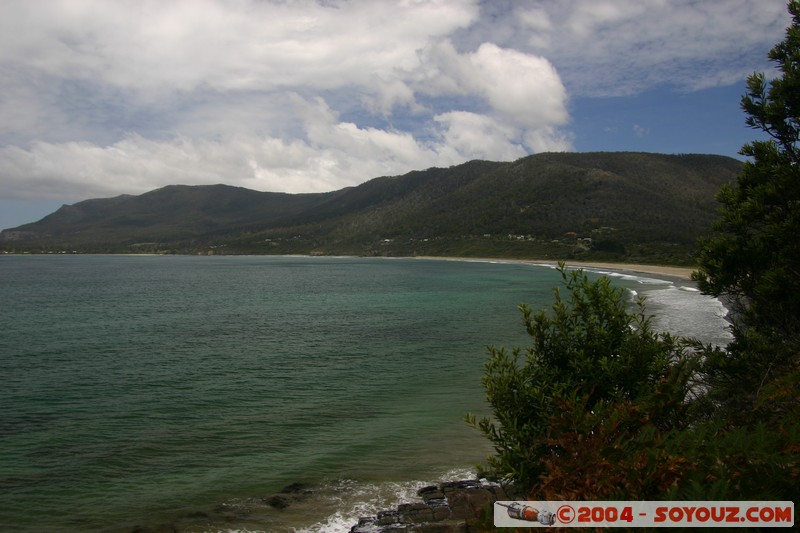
409,255,695,280
533,260,695,280
1,251,697,280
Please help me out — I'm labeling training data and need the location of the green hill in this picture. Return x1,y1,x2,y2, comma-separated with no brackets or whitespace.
0,152,742,264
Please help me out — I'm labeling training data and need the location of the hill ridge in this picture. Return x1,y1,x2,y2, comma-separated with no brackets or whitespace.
0,152,742,264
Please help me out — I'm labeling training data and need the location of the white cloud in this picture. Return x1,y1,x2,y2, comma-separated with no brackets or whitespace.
504,0,790,96
0,132,425,201
411,39,571,152
0,86,569,203
293,94,442,176
433,111,527,161
0,0,479,94
633,124,650,138
361,76,421,117
0,95,440,202
0,0,789,212
0,0,577,202
467,43,568,128
524,127,574,154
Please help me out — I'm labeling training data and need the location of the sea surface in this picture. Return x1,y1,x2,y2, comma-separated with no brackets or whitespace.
0,255,731,532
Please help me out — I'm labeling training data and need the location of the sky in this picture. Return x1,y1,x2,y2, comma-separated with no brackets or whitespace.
0,0,792,230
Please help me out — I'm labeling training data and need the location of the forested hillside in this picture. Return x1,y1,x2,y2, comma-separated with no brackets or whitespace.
1,152,742,264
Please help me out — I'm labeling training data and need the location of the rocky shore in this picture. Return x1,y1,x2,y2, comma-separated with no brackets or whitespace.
349,479,519,533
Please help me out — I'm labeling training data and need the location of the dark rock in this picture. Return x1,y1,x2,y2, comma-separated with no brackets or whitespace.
350,517,377,533
417,485,440,496
426,498,449,508
431,504,451,521
376,510,401,526
350,478,514,532
445,487,494,521
261,482,314,510
441,480,482,494
265,495,290,509
398,502,434,523
418,485,446,502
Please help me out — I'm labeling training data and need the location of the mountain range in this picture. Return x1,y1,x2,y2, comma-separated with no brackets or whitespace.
0,152,743,264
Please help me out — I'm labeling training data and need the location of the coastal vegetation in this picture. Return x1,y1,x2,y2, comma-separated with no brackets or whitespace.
471,1,800,519
467,266,701,497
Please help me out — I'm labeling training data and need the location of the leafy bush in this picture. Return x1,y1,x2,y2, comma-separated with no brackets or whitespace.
467,265,701,493
469,264,797,504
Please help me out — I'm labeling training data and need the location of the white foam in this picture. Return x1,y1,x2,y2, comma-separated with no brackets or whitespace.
589,270,670,285
295,468,477,533
526,263,673,286
640,285,732,347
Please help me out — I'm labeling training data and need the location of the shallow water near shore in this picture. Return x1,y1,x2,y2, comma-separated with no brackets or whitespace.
0,255,730,532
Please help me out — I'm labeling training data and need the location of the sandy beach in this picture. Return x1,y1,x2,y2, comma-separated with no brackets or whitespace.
411,256,696,281
536,260,696,280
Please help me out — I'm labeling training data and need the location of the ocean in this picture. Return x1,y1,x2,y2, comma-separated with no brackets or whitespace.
0,255,731,532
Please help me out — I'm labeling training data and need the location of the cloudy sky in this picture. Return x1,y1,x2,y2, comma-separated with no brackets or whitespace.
0,0,791,229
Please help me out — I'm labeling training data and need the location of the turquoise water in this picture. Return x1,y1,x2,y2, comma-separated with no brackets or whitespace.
0,256,730,532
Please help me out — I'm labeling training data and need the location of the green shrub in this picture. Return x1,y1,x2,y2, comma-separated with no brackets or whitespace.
467,265,700,493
